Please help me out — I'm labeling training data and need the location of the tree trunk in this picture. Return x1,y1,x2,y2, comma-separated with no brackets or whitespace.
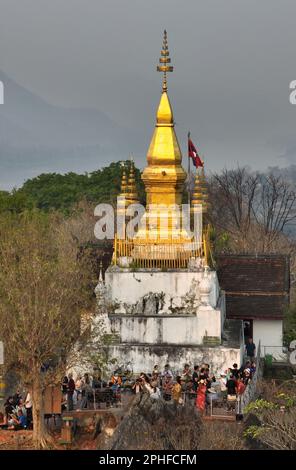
31,373,50,449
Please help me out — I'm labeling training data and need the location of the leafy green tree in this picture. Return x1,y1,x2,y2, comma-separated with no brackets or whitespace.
0,161,145,215
244,383,296,450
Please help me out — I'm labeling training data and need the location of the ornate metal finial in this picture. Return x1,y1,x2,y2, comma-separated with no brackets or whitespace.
98,260,104,283
157,30,173,92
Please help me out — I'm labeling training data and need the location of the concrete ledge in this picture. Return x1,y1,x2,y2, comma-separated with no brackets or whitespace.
110,314,197,318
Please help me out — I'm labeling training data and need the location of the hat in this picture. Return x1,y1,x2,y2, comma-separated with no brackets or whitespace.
220,371,226,377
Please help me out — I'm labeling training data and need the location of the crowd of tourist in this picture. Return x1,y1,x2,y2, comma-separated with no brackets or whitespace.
128,358,256,414
0,390,32,430
0,338,257,427
61,371,125,411
61,348,257,414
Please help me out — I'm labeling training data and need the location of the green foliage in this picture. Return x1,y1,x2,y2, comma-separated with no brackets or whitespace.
275,392,296,408
210,227,231,255
244,398,276,414
264,354,273,367
0,189,34,213
283,304,296,347
243,425,263,439
0,161,145,215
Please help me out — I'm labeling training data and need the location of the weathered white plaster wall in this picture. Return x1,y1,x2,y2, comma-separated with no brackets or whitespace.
94,268,246,375
106,344,242,376
109,309,222,346
105,270,220,311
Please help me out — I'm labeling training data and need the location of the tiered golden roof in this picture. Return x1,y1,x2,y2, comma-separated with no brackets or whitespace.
120,164,128,195
117,163,128,218
126,159,139,205
117,160,139,220
192,167,209,214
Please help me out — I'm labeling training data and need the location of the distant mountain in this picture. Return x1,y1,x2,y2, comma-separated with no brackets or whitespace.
0,70,143,189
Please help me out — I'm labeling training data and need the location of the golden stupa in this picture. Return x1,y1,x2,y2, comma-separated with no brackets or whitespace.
114,31,204,268
135,31,192,243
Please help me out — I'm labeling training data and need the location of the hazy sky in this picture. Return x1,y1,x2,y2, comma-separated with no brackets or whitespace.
0,0,296,184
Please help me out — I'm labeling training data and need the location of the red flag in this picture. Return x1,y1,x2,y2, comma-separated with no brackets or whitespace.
188,137,203,168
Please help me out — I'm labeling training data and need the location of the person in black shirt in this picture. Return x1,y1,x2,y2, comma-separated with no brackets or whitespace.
199,367,207,381
12,390,22,407
204,367,216,389
246,338,256,361
4,397,14,425
192,365,199,392
231,363,240,379
62,376,68,394
226,374,236,396
67,374,75,411
226,374,237,411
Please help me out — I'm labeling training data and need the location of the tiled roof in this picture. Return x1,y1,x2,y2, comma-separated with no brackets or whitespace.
217,254,290,320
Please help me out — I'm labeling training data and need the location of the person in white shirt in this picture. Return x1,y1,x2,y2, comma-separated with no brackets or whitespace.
150,387,161,400
218,372,227,393
161,364,173,382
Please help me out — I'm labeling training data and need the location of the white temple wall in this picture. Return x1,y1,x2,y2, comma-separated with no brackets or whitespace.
106,344,242,376
253,319,284,360
105,270,220,311
94,268,244,375
109,308,222,346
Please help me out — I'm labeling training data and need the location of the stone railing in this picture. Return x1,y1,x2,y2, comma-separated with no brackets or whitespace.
240,341,263,414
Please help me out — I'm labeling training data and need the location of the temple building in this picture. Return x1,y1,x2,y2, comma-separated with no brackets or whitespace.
217,254,289,360
95,31,245,374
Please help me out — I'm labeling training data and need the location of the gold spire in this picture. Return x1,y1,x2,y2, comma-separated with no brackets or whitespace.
157,29,173,93
135,30,190,244
156,30,174,125
126,158,139,205
141,30,186,208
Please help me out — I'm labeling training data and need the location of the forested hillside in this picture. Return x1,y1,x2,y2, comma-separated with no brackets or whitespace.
0,160,145,213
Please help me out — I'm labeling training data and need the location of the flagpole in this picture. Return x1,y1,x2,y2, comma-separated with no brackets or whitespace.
187,131,191,205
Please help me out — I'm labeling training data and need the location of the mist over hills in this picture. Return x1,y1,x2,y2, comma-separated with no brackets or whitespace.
0,70,144,189
0,70,295,201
